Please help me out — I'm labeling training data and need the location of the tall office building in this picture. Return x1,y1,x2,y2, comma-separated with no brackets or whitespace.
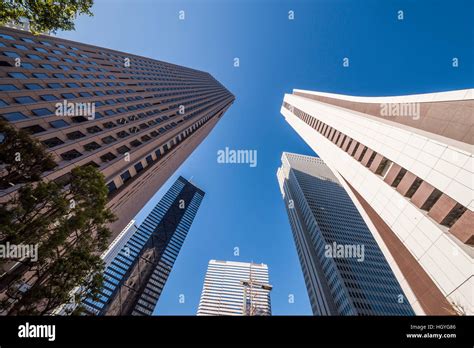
277,152,414,315
0,27,234,239
83,176,205,315
53,220,139,315
197,260,272,316
281,89,473,315
101,220,139,269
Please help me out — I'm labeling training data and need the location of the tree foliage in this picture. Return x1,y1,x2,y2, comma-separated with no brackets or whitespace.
0,121,56,190
0,0,94,34
0,122,115,315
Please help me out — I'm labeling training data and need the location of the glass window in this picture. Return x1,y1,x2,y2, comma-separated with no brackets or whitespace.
60,149,82,161
27,54,41,60
40,41,52,47
66,131,86,140
134,162,144,173
101,135,116,144
42,137,64,148
15,96,36,104
34,47,48,53
84,141,101,151
70,74,81,79
0,84,18,91
32,108,53,117
71,116,88,123
21,37,34,43
0,99,8,107
22,125,45,134
48,83,62,89
47,56,60,62
117,145,130,154
3,52,19,60
0,34,14,40
53,73,66,78
41,63,54,70
64,58,74,63
61,93,76,99
86,125,102,134
25,83,43,90
56,44,66,49
120,170,131,183
40,94,59,101
9,72,28,79
107,181,117,194
2,112,28,121
66,83,80,88
33,73,49,79
79,92,92,97
49,119,69,128
59,65,70,70
100,152,117,162
13,44,28,50
20,62,35,69
52,49,62,55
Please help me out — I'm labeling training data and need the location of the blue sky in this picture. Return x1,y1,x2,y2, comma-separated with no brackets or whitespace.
57,0,473,315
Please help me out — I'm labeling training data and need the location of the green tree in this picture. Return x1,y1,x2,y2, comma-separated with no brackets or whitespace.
0,121,56,190
0,0,94,34
0,122,115,315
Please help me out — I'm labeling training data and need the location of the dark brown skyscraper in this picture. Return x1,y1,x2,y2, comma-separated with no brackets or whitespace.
0,27,234,239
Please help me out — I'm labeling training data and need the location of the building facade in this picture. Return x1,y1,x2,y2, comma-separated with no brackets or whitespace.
0,26,234,239
277,152,415,315
280,89,473,315
101,220,138,269
197,260,272,316
83,176,205,315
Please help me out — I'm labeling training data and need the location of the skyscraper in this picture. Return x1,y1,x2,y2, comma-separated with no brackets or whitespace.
280,89,473,315
197,260,272,316
101,220,139,269
277,152,414,315
0,27,234,239
83,176,205,315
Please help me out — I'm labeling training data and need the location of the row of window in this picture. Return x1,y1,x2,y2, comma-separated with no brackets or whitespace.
284,102,469,238
1,46,201,82
106,108,221,199
1,31,212,81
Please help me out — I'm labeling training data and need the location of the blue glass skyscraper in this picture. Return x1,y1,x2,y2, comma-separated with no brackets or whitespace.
83,176,204,315
277,153,414,315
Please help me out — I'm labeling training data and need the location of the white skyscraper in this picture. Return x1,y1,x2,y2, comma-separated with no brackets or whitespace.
280,88,473,315
197,260,272,316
